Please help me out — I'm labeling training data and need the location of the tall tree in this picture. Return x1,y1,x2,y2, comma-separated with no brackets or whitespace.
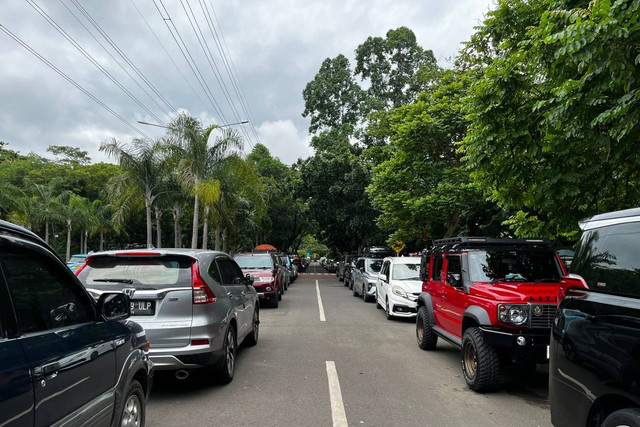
166,113,243,249
29,179,63,244
101,137,167,248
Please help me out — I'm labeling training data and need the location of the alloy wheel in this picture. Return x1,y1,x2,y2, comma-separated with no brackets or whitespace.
464,341,477,379
121,394,141,427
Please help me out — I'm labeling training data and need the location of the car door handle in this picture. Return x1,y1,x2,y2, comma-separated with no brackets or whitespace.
41,362,60,379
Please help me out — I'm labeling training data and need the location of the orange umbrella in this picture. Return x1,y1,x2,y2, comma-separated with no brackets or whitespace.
255,244,277,252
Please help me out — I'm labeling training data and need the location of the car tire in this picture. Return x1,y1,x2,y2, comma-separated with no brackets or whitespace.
244,308,259,347
376,296,382,309
461,327,500,393
118,380,145,427
416,306,438,350
353,283,359,297
268,295,279,308
278,288,283,301
217,325,237,384
602,408,640,427
385,298,394,320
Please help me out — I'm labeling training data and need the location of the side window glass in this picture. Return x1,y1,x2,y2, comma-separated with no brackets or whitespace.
446,255,462,288
208,260,222,284
1,249,93,334
431,256,443,282
217,258,244,286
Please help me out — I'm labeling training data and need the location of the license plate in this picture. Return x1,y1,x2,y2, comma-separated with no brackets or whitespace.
130,300,155,316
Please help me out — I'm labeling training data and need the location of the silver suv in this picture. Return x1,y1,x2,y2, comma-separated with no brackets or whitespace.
77,249,259,383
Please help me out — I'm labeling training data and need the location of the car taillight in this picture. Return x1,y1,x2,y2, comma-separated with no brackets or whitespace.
192,261,215,304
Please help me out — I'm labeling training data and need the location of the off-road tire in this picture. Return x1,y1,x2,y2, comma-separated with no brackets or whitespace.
602,408,640,427
416,306,438,350
217,325,237,384
244,308,259,347
118,380,145,427
461,327,500,392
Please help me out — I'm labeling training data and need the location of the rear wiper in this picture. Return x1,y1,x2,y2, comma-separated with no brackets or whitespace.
92,278,134,284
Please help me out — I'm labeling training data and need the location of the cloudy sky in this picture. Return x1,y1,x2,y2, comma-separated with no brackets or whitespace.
0,0,493,165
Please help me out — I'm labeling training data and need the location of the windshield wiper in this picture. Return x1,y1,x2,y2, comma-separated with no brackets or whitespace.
92,278,134,284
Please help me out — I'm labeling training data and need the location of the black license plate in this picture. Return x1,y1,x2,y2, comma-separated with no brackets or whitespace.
130,300,155,316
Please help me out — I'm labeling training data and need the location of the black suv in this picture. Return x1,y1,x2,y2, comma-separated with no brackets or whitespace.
0,220,153,426
550,208,640,427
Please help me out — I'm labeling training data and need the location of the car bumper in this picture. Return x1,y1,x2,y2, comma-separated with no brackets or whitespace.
388,292,418,317
149,343,225,370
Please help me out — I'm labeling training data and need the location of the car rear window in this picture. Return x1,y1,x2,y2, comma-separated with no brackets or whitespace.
79,256,192,287
367,260,383,273
234,255,272,269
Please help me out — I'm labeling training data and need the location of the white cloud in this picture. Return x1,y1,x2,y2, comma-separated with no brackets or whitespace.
256,120,312,164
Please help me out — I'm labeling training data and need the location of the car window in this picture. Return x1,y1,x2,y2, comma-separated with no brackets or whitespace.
217,257,244,286
392,263,420,280
234,255,272,269
381,261,390,276
1,249,93,334
431,255,443,282
356,259,364,270
367,260,383,273
208,259,222,284
80,256,192,288
446,255,462,287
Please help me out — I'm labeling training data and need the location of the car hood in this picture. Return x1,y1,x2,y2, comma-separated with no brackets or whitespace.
390,279,422,293
469,281,560,304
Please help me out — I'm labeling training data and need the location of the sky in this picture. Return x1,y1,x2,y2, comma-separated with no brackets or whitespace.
0,0,494,165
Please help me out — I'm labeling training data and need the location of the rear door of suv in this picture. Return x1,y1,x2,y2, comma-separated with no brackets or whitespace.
79,253,194,349
1,245,116,427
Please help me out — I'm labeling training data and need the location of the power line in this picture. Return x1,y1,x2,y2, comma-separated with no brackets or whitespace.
129,0,208,112
25,0,165,125
153,0,228,123
68,0,179,116
178,0,254,147
0,24,152,140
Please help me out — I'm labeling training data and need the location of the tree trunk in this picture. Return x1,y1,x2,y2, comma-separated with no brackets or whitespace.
155,206,163,249
191,193,200,249
146,202,153,249
84,230,88,253
66,220,72,261
45,221,49,244
222,228,227,253
444,211,460,238
202,205,210,249
100,230,104,251
173,205,182,248
215,222,221,251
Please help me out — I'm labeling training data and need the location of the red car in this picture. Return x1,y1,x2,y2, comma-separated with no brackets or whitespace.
234,253,284,308
415,237,582,392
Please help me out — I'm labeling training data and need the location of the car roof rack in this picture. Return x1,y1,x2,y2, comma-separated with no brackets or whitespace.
362,246,394,258
429,236,551,252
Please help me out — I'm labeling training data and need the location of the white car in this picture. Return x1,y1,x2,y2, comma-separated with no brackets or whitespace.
376,256,422,319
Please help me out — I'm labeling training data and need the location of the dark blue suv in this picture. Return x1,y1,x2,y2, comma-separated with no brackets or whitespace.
0,220,153,426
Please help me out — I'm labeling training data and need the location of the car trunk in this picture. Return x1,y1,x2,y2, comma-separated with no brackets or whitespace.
77,254,194,348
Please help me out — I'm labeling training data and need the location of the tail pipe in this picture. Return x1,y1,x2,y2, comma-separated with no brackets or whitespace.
175,370,189,380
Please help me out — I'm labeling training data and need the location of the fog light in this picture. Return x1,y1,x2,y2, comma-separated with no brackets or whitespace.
266,286,272,291
517,336,526,346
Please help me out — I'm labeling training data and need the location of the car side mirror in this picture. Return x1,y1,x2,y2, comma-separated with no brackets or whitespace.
379,274,387,282
245,274,254,286
97,293,130,321
559,274,588,301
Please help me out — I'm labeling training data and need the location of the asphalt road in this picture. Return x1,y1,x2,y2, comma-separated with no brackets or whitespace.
147,263,552,426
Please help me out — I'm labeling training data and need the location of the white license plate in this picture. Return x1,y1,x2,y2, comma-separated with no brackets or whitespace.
130,300,154,315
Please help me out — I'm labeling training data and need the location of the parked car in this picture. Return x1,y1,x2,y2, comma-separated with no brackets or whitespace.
279,253,296,284
275,254,291,290
550,208,640,427
376,256,421,319
352,247,393,302
67,253,88,273
338,254,357,283
416,236,575,392
235,252,284,308
0,220,153,426
344,256,358,289
77,249,259,384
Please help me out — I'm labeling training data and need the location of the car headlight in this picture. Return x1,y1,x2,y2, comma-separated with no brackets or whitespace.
258,276,274,283
392,285,408,298
498,304,529,325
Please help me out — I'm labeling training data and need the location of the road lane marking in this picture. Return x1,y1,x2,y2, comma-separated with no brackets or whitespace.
326,361,348,427
316,280,326,321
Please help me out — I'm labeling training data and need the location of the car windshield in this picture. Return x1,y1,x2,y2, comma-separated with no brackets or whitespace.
79,256,191,287
467,249,560,283
234,256,272,269
367,260,383,273
571,221,640,297
392,263,420,280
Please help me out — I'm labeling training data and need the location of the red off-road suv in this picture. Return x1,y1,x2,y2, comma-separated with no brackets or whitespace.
415,237,581,392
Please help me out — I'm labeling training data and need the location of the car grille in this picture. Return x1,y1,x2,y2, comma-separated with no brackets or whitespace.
529,304,556,329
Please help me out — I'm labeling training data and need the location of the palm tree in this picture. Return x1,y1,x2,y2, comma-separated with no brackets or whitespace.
58,192,88,261
92,200,116,251
29,179,64,244
166,113,243,249
101,137,167,248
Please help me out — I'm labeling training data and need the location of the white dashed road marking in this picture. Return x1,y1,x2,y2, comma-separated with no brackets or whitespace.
316,280,326,322
326,361,348,427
